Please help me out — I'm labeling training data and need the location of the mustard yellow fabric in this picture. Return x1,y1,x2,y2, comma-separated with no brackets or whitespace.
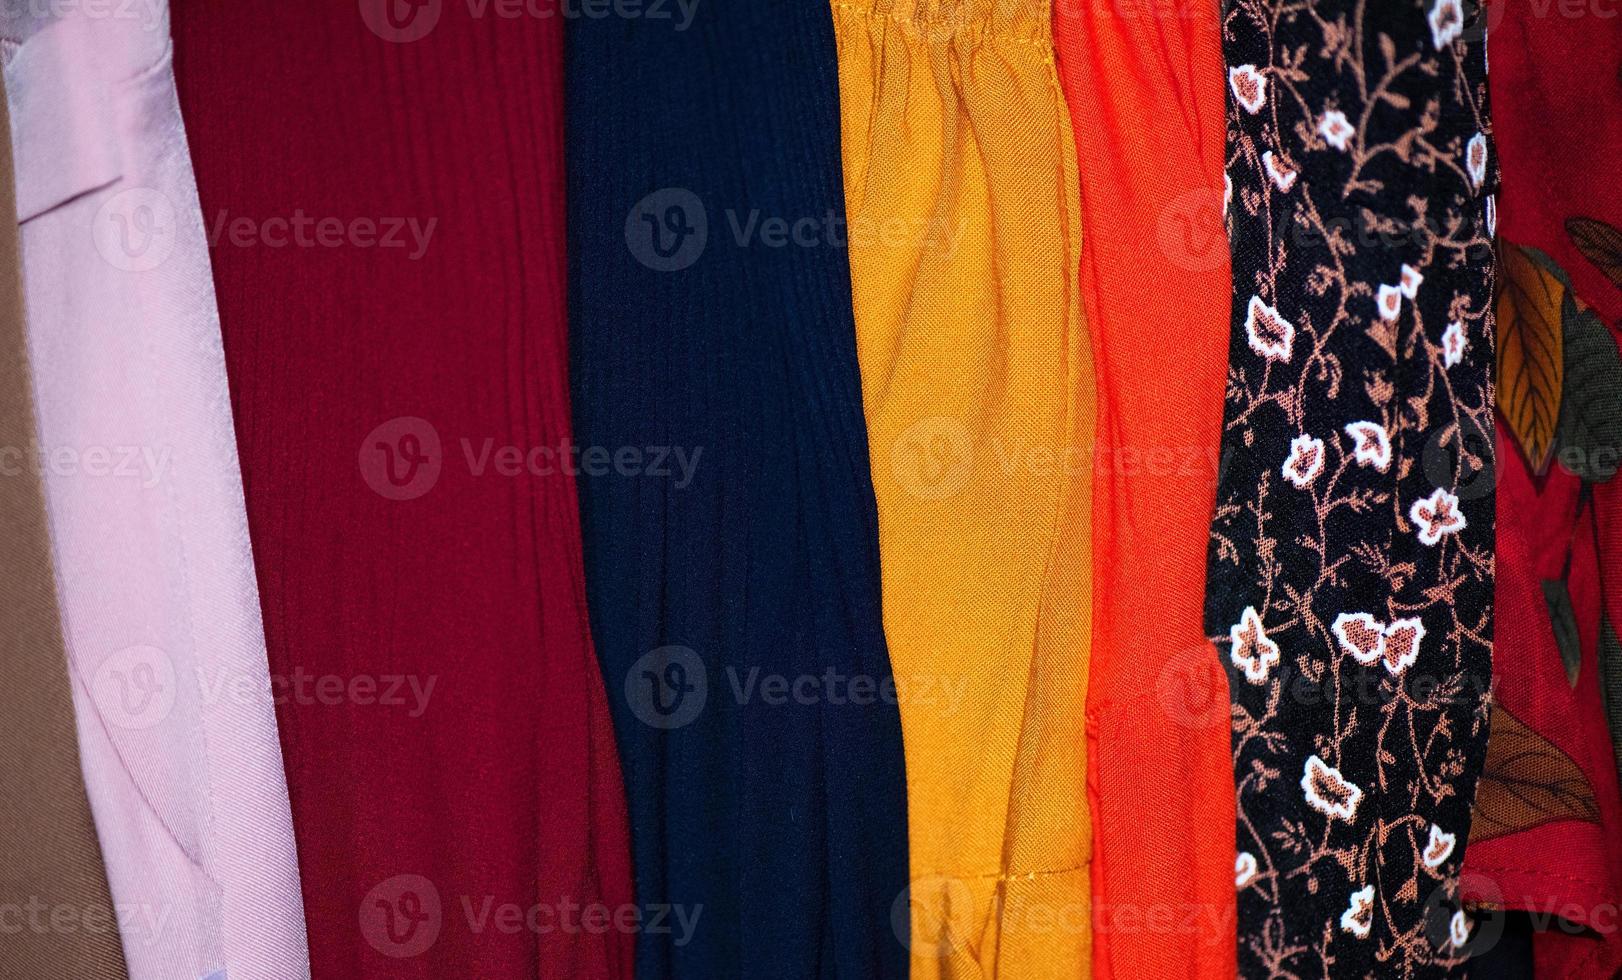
830,2,1094,977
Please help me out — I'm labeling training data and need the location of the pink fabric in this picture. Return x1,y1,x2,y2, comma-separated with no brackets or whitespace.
3,6,308,979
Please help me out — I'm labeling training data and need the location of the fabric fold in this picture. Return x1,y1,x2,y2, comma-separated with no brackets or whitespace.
170,1,636,976
3,3,310,979
1459,6,1622,976
567,1,912,976
3,22,119,223
0,61,131,980
1051,2,1238,976
830,1,1096,976
1207,1,1497,974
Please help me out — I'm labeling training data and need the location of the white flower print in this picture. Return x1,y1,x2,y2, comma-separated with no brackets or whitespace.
1466,133,1488,189
1236,851,1258,888
1263,151,1298,192
1282,434,1325,488
1344,421,1391,472
1212,0,1496,972
1422,824,1457,869
1450,910,1472,947
1332,612,1386,667
1399,263,1424,299
1331,613,1425,675
1302,754,1363,822
1377,283,1403,321
1340,885,1375,938
1382,617,1425,674
1428,0,1464,49
1411,486,1466,545
1224,172,1233,214
1442,320,1466,367
1230,606,1281,684
1319,109,1355,151
1230,64,1267,114
1245,295,1295,362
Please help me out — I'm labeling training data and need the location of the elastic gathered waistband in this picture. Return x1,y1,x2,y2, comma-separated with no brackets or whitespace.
832,0,1052,44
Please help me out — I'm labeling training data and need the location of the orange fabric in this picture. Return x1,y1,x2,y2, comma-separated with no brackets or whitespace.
1052,3,1238,978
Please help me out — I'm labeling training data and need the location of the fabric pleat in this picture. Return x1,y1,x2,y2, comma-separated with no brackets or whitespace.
830,1,1095,976
1208,0,1496,974
171,1,633,976
0,61,131,980
1051,2,1237,977
3,4,311,978
566,2,911,977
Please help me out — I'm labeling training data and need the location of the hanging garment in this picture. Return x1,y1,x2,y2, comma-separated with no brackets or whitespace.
2,4,309,978
566,2,911,977
1051,4,1237,978
1208,0,1497,974
830,1,1095,976
0,64,130,980
1464,451,1622,979
1458,7,1622,977
171,1,632,976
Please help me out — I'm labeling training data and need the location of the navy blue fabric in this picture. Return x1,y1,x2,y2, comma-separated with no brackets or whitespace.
565,5,910,978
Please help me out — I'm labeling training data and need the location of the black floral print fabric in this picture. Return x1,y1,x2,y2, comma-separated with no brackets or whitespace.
1207,0,1497,975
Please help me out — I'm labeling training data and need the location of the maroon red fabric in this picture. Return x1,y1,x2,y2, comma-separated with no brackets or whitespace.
1474,446,1622,976
1462,5,1622,976
171,3,633,976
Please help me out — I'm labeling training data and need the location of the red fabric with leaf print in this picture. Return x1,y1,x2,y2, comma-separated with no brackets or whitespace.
1461,4,1622,976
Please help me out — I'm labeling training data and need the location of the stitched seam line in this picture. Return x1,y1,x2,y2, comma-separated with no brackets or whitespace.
914,862,1092,881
